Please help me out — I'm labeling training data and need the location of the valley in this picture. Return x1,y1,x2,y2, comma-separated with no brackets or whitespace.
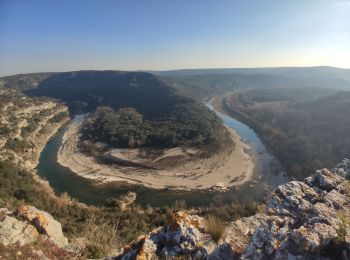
1,67,350,258
35,101,284,207
2,2,350,258
222,87,350,179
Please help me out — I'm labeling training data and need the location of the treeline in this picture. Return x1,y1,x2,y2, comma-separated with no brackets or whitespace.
224,87,350,179
82,104,223,148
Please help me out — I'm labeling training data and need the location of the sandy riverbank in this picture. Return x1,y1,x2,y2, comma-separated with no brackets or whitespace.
57,117,254,190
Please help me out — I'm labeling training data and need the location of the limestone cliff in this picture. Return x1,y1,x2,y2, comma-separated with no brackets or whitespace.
116,159,350,259
0,87,69,170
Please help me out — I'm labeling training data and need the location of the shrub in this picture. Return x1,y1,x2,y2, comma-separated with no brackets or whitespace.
83,216,120,258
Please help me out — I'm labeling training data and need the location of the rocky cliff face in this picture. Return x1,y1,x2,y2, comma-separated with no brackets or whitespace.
0,87,69,170
0,205,68,247
116,159,350,259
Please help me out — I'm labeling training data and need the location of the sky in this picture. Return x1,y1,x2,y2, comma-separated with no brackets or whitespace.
0,0,349,76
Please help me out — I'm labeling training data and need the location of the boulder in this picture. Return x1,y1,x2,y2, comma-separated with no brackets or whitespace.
207,243,236,260
0,206,68,248
0,209,39,246
223,214,264,255
117,211,216,259
108,191,137,211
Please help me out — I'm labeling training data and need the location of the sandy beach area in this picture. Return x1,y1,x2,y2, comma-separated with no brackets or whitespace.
57,117,254,190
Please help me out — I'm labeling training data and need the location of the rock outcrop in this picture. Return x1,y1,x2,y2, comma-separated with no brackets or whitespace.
107,191,137,211
116,211,217,259
0,87,69,170
0,205,68,248
116,159,350,259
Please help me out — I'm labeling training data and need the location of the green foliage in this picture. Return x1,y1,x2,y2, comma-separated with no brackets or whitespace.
48,111,68,124
4,138,30,153
0,126,11,136
20,71,224,149
21,116,41,136
82,104,222,148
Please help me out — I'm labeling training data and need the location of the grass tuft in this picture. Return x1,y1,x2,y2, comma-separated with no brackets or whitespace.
204,215,224,246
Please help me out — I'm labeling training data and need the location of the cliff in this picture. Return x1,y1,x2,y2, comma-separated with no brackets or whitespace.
0,87,69,170
116,159,350,259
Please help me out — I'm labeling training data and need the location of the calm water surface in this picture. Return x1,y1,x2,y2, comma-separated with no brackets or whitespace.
37,104,286,207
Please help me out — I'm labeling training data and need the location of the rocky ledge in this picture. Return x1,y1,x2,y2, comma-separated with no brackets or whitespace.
0,205,68,248
0,205,82,259
116,159,350,259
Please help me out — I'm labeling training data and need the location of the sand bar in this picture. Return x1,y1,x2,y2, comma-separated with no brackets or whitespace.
57,118,254,190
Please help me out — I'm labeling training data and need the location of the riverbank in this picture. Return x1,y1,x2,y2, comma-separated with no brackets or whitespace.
57,117,254,190
211,93,233,115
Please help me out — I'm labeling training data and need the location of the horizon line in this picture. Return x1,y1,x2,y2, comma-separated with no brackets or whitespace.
1,65,350,78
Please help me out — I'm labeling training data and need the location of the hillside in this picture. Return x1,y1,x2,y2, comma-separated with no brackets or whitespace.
153,66,350,95
0,70,207,104
2,159,348,259
0,73,55,91
156,66,350,81
0,80,256,258
223,87,350,179
0,87,69,170
2,67,350,100
2,71,224,150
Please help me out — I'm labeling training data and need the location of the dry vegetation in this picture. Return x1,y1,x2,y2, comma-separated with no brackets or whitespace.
205,215,224,246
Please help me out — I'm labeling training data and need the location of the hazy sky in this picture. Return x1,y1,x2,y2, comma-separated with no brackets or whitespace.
0,0,349,76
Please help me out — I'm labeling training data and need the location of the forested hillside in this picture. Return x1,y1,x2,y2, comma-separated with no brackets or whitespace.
82,104,222,148
0,72,55,91
0,71,226,150
224,87,350,179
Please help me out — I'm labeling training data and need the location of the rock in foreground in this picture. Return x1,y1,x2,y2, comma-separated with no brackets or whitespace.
116,159,350,259
0,205,68,248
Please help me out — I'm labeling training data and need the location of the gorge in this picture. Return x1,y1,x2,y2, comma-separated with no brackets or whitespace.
1,67,350,258
35,100,285,207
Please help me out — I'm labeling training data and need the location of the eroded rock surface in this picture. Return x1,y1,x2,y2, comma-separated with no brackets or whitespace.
0,205,68,248
116,159,350,259
116,211,217,259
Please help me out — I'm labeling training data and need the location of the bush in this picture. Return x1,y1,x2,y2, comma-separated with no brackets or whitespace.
48,111,68,123
83,216,119,258
4,138,29,153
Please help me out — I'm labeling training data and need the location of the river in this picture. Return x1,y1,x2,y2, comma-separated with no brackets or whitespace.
37,104,287,207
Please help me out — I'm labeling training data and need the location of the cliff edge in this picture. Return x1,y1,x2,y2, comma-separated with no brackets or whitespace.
116,159,350,259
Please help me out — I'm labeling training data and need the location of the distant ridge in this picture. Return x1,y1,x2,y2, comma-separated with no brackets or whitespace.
150,66,350,80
